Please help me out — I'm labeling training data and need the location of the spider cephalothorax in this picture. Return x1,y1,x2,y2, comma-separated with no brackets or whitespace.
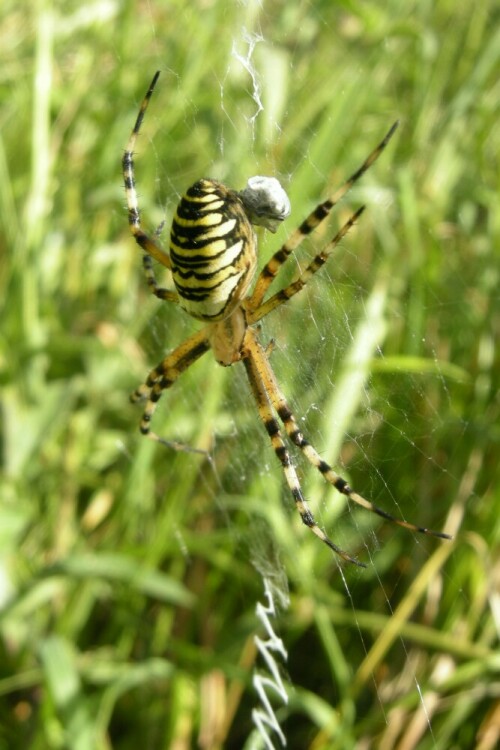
123,71,450,565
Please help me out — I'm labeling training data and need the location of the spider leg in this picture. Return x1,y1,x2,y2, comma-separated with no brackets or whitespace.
247,206,365,324
246,328,452,543
142,254,180,303
248,121,399,309
242,329,366,566
122,70,176,282
131,327,210,446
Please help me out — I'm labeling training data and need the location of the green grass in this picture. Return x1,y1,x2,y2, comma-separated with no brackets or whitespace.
1,1,499,748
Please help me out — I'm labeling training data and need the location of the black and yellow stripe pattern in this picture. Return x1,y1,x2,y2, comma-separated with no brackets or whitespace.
247,120,399,311
170,179,257,322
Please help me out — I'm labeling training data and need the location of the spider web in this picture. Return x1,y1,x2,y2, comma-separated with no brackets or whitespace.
137,9,465,750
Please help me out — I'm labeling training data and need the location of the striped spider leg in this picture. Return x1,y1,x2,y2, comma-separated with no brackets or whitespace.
123,72,451,565
129,327,210,451
247,120,399,312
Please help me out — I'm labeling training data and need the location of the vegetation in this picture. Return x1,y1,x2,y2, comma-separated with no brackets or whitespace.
1,1,498,748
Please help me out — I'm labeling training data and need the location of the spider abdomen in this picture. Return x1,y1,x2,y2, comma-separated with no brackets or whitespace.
170,179,257,322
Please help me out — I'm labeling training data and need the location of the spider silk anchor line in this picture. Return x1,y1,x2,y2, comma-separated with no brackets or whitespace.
123,71,452,566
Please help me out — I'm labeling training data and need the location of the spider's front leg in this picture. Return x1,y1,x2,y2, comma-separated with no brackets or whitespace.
247,328,452,546
242,328,366,567
131,327,210,446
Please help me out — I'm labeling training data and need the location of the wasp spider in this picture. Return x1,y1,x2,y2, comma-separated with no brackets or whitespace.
123,71,451,566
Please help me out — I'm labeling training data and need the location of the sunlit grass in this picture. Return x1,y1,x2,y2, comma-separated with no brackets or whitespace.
1,1,498,748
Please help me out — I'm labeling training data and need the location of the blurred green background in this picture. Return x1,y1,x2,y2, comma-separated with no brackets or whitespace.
1,1,499,748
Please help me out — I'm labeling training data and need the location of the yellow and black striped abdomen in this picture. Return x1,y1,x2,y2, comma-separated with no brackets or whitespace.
170,179,257,322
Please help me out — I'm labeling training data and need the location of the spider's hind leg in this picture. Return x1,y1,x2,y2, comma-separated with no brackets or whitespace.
123,71,176,273
248,120,399,310
141,254,180,303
